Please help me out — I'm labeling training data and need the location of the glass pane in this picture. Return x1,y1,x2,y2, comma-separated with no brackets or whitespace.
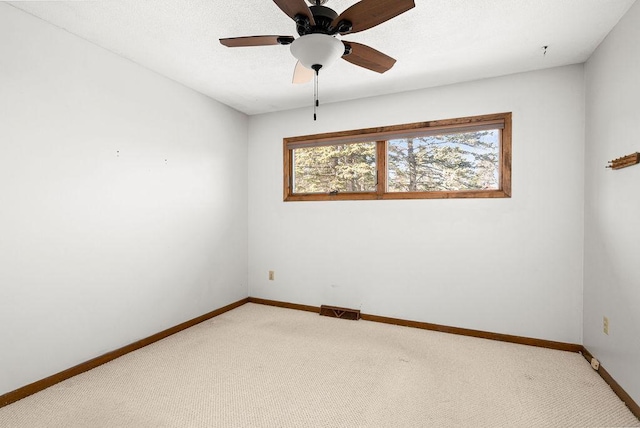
387,130,500,192
293,142,376,194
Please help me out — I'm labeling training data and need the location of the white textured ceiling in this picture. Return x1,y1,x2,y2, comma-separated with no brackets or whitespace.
8,0,636,115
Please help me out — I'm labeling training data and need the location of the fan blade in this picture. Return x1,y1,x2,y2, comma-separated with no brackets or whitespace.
332,0,415,34
342,41,396,73
292,61,313,84
220,35,294,48
273,0,315,26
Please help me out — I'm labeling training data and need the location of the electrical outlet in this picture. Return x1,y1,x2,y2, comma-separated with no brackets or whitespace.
603,316,609,335
268,270,275,281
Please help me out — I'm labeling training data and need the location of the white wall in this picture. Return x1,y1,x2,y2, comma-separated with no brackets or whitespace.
248,65,585,344
584,0,640,405
0,4,248,395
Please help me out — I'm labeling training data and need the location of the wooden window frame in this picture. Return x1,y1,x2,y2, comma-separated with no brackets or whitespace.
283,112,512,202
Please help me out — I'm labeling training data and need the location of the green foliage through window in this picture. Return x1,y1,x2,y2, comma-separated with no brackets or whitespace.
293,142,376,193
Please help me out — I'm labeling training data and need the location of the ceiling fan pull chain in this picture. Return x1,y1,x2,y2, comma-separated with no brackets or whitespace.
312,64,322,121
314,69,318,121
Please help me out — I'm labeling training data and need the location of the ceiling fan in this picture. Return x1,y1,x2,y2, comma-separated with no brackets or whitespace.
220,0,414,79
220,0,414,118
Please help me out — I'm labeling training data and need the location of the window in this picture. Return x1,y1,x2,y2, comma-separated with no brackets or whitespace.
283,113,511,201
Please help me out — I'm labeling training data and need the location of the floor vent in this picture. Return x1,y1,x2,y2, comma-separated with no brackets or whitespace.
319,305,361,320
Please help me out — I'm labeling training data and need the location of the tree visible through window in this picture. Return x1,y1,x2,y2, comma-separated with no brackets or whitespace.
387,130,500,192
293,142,376,193
283,113,511,201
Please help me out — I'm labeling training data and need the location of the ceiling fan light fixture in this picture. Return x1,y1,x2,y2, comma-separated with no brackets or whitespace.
290,34,344,70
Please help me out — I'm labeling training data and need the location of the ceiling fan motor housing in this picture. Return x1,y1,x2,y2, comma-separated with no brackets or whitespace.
296,5,341,36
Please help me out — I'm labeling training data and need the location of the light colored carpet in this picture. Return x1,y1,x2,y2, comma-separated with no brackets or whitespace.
1,303,638,427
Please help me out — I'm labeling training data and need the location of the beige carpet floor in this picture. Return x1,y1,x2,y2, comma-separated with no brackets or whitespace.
1,303,639,427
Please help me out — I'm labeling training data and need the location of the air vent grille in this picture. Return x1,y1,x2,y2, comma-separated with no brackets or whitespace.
319,305,361,320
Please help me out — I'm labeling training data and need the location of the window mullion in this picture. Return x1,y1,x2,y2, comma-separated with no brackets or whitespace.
376,140,387,198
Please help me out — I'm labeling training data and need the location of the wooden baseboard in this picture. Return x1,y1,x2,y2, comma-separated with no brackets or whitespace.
361,313,583,352
581,347,640,419
0,297,250,408
248,297,582,353
248,297,319,314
